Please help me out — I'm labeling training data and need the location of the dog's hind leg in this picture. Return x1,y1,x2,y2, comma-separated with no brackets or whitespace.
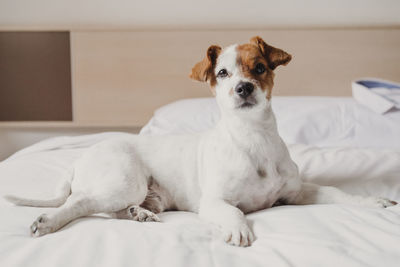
30,191,144,237
113,205,161,222
113,178,172,222
30,163,149,236
288,182,397,208
28,138,152,237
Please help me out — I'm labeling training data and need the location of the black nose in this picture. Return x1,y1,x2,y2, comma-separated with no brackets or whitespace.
235,82,254,98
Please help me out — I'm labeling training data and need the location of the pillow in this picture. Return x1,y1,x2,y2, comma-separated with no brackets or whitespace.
140,97,400,149
140,98,220,136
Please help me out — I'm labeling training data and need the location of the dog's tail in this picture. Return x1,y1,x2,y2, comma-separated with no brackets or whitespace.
4,180,71,207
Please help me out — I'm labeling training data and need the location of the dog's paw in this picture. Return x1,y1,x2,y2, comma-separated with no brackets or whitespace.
222,223,254,247
30,214,54,237
128,205,161,222
362,197,398,208
373,197,397,208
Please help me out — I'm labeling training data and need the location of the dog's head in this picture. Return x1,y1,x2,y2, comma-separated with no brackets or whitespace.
190,36,291,114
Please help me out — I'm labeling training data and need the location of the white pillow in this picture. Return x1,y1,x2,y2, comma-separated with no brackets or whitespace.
140,97,400,149
140,98,220,136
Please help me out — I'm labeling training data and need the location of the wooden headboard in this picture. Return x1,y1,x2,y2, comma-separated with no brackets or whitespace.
70,29,400,126
2,28,400,127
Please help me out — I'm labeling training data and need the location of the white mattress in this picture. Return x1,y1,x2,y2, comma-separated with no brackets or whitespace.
1,97,400,267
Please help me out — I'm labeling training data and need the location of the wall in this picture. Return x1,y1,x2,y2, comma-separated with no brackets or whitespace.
1,0,400,30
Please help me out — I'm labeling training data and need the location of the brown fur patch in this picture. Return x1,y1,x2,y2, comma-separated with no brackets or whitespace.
250,36,292,70
141,177,174,213
189,45,221,93
237,43,274,99
257,168,267,178
236,37,292,99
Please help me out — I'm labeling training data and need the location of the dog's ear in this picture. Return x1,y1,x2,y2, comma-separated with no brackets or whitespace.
190,45,221,82
250,36,292,70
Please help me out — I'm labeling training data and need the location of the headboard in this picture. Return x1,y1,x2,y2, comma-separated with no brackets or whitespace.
70,29,400,126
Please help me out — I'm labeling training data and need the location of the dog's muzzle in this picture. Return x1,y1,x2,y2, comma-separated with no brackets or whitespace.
235,82,254,99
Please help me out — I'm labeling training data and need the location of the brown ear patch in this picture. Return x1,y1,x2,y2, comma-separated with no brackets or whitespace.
250,36,292,70
189,45,221,86
237,43,274,99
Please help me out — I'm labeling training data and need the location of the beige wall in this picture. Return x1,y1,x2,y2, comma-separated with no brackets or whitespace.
70,29,400,126
1,0,400,30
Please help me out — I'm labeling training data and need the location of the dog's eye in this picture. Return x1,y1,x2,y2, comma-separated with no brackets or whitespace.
217,69,228,78
254,63,266,74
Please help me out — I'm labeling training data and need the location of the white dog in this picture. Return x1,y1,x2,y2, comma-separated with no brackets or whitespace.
6,36,397,247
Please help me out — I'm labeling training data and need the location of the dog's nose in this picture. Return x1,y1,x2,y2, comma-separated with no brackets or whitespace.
235,82,254,98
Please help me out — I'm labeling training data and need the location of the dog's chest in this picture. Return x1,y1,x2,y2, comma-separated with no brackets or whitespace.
224,137,287,213
238,157,286,213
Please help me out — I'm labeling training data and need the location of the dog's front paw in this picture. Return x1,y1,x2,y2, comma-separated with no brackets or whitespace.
222,223,254,247
30,214,54,237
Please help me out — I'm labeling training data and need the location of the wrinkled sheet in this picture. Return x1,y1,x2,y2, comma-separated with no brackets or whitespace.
1,133,400,267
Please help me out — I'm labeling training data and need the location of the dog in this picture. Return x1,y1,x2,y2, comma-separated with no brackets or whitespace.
5,36,397,247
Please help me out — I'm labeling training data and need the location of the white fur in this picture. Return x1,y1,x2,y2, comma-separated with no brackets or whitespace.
6,45,396,246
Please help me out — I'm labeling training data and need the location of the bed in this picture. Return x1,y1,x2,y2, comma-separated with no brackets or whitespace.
1,96,400,267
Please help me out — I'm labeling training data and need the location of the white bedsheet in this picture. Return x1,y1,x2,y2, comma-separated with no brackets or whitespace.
1,132,400,267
